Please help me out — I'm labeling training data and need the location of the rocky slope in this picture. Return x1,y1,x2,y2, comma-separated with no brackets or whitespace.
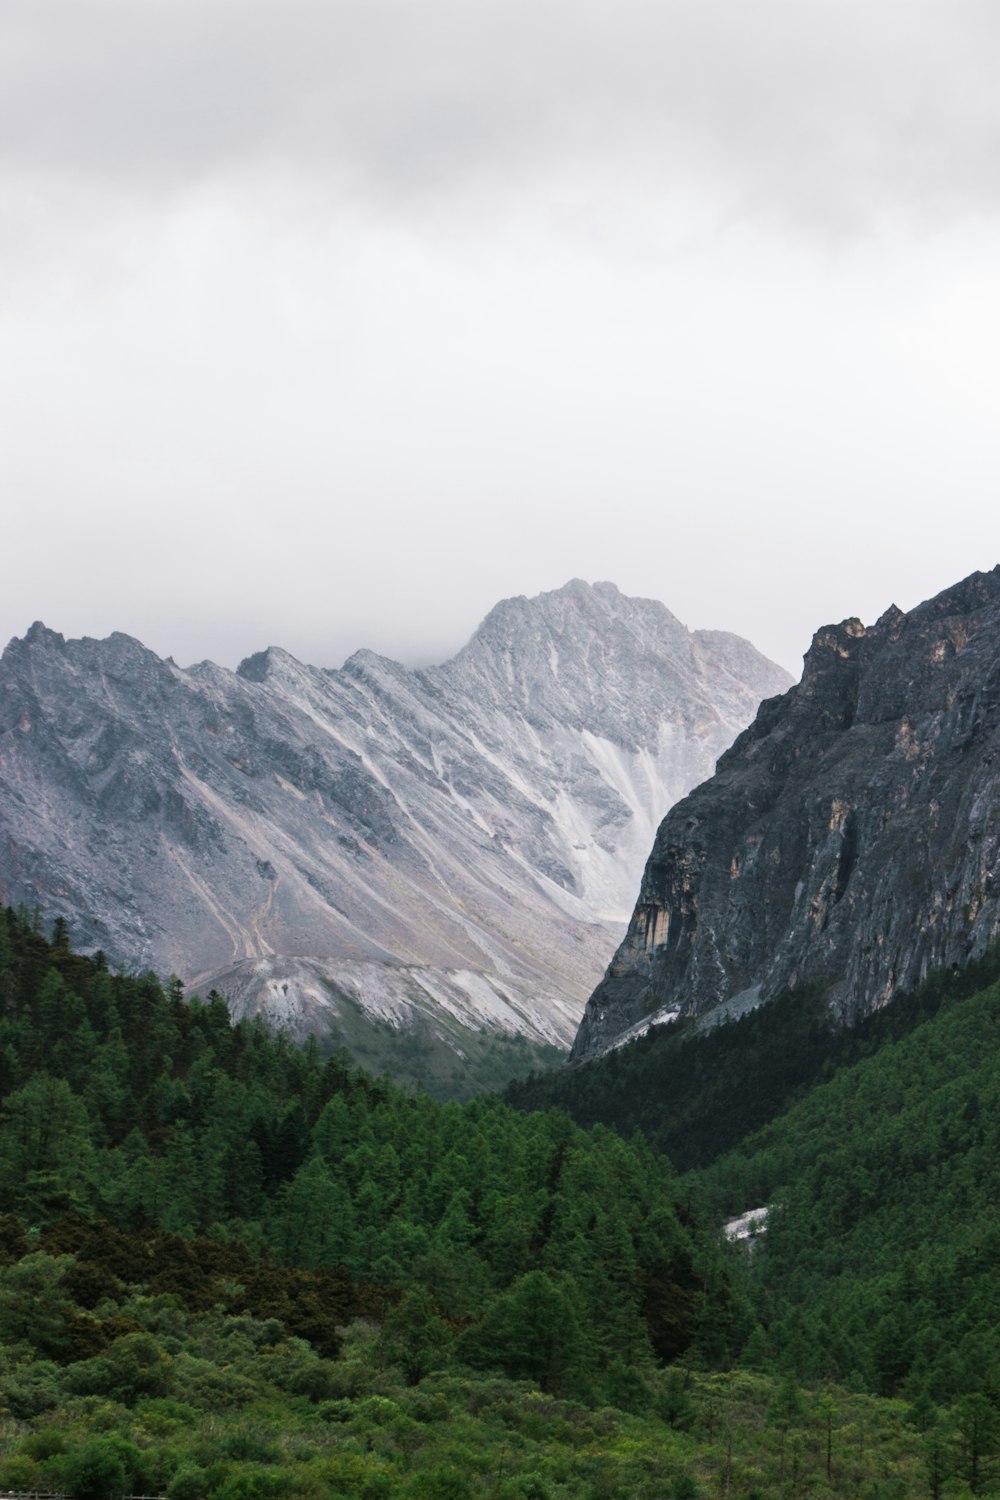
571,568,1000,1062
0,580,789,1075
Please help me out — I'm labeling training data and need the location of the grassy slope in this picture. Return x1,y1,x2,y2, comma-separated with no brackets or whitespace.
317,986,567,1102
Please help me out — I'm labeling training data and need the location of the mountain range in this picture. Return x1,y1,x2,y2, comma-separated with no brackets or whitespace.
0,579,789,1087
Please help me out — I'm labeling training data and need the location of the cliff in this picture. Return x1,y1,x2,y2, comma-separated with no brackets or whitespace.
571,568,1000,1061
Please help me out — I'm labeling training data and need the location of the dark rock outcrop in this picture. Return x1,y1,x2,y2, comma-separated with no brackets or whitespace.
571,568,1000,1062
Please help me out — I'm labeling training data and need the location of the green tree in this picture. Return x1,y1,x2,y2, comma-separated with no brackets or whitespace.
923,1422,952,1500
61,1438,128,1500
0,1074,92,1214
0,1251,75,1357
459,1270,591,1396
270,1153,355,1267
955,1393,998,1495
384,1286,452,1384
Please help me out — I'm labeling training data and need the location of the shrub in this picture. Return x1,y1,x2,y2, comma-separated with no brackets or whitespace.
403,1467,473,1499
3,1358,63,1417
214,1464,303,1500
20,1427,68,1460
166,1465,210,1500
496,1477,552,1500
222,1431,282,1464
66,1332,173,1404
0,1456,43,1491
61,1438,128,1500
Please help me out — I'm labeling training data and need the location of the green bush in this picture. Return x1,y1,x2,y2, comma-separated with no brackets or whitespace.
3,1358,63,1417
20,1426,68,1460
403,1466,473,1499
135,1396,198,1434
310,1454,395,1497
222,1431,283,1464
66,1332,173,1404
496,1477,552,1499
213,1465,292,1500
166,1465,211,1500
0,1456,43,1491
62,1438,129,1500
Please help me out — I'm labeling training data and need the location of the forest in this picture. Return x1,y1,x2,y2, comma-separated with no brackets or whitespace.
506,947,1000,1172
1,907,999,1495
514,942,1000,1407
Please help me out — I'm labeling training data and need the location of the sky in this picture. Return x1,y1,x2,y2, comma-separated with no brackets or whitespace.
2,0,999,679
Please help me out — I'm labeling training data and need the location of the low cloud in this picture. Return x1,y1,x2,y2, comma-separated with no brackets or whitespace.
3,1,1000,235
3,2,1000,675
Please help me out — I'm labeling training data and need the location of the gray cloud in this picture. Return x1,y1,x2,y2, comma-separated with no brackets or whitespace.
3,1,1000,233
3,1,1000,680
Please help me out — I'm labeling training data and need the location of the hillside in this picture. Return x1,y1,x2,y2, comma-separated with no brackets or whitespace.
691,954,1000,1407
0,907,741,1385
507,943,1000,1171
513,933,1000,1422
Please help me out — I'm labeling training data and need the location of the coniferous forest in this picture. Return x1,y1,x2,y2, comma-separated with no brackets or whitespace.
2,907,1000,1496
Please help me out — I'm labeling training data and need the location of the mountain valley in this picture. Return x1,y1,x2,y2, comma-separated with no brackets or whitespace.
3,567,1000,1494
0,580,789,1092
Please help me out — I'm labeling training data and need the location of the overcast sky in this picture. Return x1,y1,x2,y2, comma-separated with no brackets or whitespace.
2,1,999,677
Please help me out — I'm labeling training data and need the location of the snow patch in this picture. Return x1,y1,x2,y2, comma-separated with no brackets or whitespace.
606,1005,680,1053
723,1207,769,1243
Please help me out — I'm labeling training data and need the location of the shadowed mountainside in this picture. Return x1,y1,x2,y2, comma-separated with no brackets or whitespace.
573,567,1000,1061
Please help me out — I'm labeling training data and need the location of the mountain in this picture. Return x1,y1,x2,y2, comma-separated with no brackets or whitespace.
571,567,1000,1063
0,581,789,1087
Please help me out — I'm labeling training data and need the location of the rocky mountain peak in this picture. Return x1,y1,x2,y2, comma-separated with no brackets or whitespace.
236,648,278,682
0,585,789,1084
571,566,1000,1063
236,645,306,684
913,564,1000,622
22,620,66,651
460,580,684,659
339,647,408,682
874,603,905,633
435,579,776,748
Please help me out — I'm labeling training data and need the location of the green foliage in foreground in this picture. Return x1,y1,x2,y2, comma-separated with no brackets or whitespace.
0,1244,947,1500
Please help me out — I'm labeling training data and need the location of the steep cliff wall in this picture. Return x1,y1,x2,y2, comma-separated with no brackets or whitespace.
572,568,1000,1061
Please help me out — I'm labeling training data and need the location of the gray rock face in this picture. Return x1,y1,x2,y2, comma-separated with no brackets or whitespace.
571,569,1000,1062
0,582,789,1055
